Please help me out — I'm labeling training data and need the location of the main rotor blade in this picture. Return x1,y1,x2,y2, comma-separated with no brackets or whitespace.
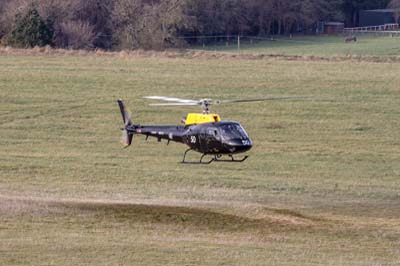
215,96,308,104
144,96,199,104
149,103,200,106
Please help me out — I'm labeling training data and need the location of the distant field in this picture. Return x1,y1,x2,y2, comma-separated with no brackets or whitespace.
196,35,400,56
0,52,400,265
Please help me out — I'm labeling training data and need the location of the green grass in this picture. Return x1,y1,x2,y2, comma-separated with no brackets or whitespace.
198,35,400,56
0,52,400,265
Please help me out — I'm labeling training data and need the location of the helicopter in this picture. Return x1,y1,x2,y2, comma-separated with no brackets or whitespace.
117,96,302,164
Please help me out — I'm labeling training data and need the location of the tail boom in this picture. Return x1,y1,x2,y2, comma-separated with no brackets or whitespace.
117,99,186,148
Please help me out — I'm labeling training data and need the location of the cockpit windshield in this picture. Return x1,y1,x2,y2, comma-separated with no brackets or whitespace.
219,123,248,140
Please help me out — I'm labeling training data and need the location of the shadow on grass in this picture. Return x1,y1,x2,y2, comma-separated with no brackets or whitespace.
61,200,315,232
1,196,318,233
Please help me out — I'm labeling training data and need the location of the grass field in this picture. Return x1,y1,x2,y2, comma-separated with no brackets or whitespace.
0,50,400,265
198,35,400,56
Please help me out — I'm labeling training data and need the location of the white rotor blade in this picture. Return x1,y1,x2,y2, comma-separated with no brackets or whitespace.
216,96,307,104
144,96,199,104
149,103,200,106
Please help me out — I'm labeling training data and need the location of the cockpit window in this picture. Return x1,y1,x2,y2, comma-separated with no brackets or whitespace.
219,123,248,140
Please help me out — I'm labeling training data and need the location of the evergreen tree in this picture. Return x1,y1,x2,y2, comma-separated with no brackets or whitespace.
9,5,53,48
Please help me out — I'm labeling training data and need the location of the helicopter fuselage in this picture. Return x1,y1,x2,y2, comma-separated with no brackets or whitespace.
126,120,252,155
119,95,303,163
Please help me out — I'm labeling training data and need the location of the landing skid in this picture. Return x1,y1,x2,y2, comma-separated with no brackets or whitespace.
181,149,214,164
181,149,248,164
214,154,249,163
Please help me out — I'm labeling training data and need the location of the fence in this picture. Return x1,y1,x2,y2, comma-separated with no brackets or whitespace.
178,35,301,52
179,32,400,53
343,23,400,37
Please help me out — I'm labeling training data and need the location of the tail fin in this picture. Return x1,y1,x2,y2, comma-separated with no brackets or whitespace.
117,99,132,126
117,99,133,147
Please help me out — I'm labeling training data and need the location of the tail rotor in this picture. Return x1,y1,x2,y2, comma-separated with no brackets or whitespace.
117,99,134,147
121,128,133,147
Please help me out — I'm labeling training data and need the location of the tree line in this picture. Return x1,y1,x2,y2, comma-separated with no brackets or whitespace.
0,0,394,50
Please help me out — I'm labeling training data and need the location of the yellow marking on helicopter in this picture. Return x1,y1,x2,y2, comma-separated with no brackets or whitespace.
184,113,221,126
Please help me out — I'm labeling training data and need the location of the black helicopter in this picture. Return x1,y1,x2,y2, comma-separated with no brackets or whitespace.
118,96,300,164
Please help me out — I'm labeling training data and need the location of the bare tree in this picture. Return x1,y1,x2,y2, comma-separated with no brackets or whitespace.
388,0,400,23
112,0,143,49
59,20,96,49
112,0,194,50
0,0,30,36
70,0,113,48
